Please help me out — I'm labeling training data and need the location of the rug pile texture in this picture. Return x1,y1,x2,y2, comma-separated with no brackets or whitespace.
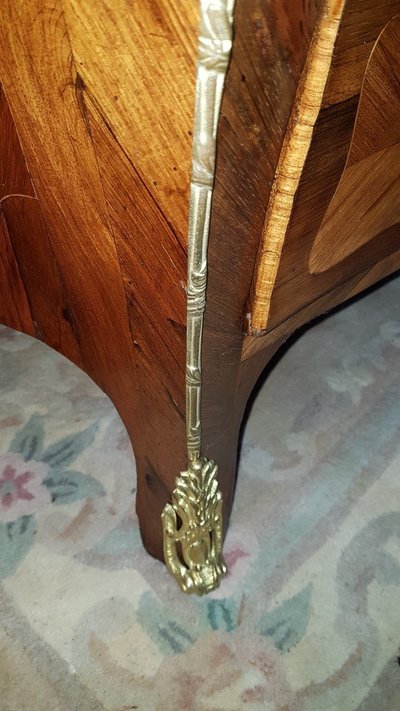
1,276,400,710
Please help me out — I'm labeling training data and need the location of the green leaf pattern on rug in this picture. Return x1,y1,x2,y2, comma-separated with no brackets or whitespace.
0,414,103,579
137,592,195,654
137,592,239,655
204,598,237,632
9,413,45,461
40,422,99,468
259,583,312,652
44,470,105,504
0,515,37,578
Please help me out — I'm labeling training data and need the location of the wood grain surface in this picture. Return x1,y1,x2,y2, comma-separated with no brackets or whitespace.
250,0,400,334
201,0,324,527
202,0,400,537
250,0,345,332
0,86,36,336
310,17,400,272
0,0,193,559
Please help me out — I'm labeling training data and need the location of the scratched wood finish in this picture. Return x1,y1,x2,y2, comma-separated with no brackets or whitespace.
0,86,35,336
1,0,400,566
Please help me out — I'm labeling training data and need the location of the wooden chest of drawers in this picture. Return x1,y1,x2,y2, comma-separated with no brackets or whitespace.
1,0,399,592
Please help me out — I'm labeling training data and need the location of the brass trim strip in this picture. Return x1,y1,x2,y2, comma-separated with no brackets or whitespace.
162,0,235,594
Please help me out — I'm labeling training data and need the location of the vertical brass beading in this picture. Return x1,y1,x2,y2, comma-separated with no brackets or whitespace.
161,0,235,594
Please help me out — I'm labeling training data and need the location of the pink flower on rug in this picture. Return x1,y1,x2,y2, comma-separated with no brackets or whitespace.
210,526,259,599
0,453,51,523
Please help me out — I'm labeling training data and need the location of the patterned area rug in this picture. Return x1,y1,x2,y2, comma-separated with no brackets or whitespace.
1,275,400,711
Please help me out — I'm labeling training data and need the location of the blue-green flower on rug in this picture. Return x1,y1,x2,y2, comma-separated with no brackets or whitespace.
137,591,240,654
259,583,312,652
0,413,105,578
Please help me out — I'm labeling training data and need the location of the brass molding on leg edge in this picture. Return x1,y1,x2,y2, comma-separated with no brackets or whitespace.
161,0,235,594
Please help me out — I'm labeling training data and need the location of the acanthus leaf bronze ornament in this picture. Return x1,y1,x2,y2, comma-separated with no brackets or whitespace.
162,457,226,595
